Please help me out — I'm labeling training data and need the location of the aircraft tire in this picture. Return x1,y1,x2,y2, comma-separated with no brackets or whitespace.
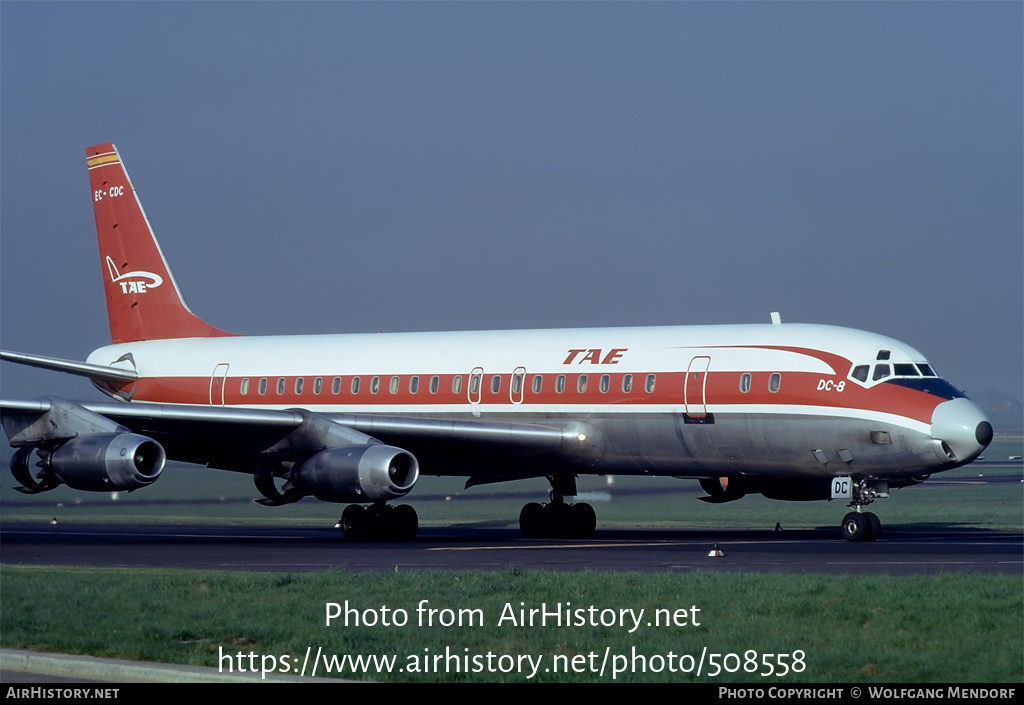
392,504,419,541
572,503,597,538
341,504,367,540
520,502,546,539
865,512,881,541
840,512,874,542
521,502,597,539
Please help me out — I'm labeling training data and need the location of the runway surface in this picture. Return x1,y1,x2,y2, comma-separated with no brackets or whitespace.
1,521,1020,575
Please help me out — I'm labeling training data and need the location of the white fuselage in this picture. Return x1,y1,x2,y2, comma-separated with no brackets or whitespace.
86,322,985,483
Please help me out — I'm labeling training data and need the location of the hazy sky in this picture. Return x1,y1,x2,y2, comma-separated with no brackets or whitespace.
1,2,1021,402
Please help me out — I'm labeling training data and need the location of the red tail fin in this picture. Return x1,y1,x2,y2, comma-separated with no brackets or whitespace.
87,143,233,343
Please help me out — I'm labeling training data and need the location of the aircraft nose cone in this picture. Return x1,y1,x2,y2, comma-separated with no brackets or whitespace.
931,398,992,465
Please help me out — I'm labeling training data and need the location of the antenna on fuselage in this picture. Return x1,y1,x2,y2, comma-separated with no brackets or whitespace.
770,312,782,325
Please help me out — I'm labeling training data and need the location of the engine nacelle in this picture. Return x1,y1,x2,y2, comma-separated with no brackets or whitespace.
757,478,832,502
292,444,419,503
699,476,832,502
699,477,747,503
49,433,166,491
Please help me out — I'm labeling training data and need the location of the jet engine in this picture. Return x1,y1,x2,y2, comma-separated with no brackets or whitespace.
756,478,832,502
699,476,831,503
12,432,165,493
698,476,747,503
291,444,419,503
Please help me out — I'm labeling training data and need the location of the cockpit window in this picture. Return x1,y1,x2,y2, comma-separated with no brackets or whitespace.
856,361,932,384
876,350,891,361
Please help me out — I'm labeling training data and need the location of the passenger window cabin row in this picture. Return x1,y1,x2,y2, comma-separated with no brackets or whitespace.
238,371,790,398
239,372,662,397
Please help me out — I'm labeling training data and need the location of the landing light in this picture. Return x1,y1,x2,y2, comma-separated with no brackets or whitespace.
577,433,587,442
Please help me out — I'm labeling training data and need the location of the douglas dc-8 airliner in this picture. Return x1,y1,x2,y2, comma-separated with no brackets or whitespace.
0,143,993,542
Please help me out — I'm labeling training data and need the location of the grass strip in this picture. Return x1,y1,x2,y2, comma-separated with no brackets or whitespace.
2,565,1020,683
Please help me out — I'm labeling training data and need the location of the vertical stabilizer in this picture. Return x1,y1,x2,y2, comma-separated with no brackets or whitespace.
86,143,233,343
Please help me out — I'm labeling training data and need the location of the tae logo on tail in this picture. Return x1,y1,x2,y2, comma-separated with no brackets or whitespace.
106,255,163,294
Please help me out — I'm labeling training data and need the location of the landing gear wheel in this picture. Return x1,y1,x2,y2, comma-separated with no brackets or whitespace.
865,512,881,541
571,503,597,539
392,504,419,541
520,502,545,539
519,502,596,539
341,504,367,540
841,512,876,542
841,479,886,542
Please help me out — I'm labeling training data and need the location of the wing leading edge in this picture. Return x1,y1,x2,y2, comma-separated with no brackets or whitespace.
0,397,601,501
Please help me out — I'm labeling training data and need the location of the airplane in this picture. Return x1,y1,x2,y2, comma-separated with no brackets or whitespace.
0,143,993,543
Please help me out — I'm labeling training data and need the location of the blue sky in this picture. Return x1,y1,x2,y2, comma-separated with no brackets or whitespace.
1,1,1021,403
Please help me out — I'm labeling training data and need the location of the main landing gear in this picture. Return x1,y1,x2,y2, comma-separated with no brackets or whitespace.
840,480,884,542
338,503,418,541
519,474,597,539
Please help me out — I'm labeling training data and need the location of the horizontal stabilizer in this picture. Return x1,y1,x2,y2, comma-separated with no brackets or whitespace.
0,350,138,382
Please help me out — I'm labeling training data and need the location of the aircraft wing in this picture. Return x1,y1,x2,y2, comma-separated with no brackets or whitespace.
0,350,138,382
325,411,604,486
0,398,603,496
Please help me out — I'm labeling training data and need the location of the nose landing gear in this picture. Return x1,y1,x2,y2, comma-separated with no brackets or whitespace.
841,510,881,542
840,480,885,542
